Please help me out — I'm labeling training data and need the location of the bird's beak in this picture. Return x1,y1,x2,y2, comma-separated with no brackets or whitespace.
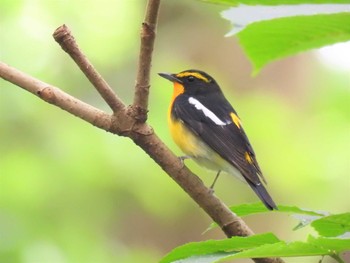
158,72,183,84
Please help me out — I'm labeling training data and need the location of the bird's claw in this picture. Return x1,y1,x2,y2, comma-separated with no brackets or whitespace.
208,187,215,195
178,155,191,167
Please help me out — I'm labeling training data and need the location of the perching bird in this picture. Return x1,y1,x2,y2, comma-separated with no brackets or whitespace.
159,69,277,210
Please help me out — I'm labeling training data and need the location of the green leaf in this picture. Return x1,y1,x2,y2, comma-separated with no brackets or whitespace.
206,203,326,232
237,13,350,74
220,241,329,260
214,236,350,262
202,0,350,6
229,203,326,217
161,235,350,263
311,213,350,237
159,233,280,263
222,4,349,35
169,253,235,263
308,235,350,252
210,2,350,74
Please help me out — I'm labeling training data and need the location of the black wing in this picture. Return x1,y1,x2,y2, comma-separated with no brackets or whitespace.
173,94,277,210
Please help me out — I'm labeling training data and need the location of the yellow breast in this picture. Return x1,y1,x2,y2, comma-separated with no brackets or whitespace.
168,116,203,156
167,80,216,158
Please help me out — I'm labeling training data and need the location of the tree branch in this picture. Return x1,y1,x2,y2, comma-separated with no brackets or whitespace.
132,0,160,122
52,24,125,113
0,62,111,130
0,2,284,263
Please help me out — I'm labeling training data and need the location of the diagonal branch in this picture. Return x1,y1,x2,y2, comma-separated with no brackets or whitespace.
132,0,161,122
53,24,125,113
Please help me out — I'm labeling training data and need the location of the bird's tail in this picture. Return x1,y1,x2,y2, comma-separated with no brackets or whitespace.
247,180,278,210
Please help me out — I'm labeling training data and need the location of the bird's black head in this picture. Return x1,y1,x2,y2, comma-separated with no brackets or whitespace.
158,69,221,96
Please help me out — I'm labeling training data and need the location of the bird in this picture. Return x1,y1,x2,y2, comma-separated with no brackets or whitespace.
158,69,277,210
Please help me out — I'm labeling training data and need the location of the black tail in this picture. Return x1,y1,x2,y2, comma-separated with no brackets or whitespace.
247,181,277,210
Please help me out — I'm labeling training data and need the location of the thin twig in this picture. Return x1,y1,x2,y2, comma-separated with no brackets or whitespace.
53,25,125,113
132,0,160,122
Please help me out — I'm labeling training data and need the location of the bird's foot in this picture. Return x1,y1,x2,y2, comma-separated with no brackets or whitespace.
208,187,215,195
178,155,191,167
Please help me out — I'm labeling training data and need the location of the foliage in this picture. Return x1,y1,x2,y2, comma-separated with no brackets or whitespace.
161,204,350,262
237,13,350,74
203,0,350,73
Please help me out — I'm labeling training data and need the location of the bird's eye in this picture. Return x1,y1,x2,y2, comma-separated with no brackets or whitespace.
187,76,195,82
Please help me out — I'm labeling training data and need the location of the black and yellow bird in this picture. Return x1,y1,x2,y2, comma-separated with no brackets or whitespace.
159,69,277,210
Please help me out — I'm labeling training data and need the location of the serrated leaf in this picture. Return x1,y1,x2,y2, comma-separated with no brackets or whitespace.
214,236,350,262
163,236,350,263
229,203,326,217
206,203,326,232
308,235,350,252
237,13,350,74
219,241,330,261
159,233,280,263
311,213,350,237
170,238,343,263
171,253,233,263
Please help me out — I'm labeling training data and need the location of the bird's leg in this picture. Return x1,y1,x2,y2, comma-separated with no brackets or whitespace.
209,170,221,191
178,155,191,167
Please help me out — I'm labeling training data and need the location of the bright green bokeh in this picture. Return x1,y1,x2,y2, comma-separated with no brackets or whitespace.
1,1,349,263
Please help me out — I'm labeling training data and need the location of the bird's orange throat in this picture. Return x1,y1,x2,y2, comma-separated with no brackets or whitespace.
168,82,184,117
172,82,184,103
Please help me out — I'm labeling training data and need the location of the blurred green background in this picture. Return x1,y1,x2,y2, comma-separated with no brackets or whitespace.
1,1,349,263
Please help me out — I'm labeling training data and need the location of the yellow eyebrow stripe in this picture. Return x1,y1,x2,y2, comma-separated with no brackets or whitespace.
176,72,210,83
230,112,241,129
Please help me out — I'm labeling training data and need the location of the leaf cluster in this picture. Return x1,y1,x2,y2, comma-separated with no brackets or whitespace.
161,203,350,263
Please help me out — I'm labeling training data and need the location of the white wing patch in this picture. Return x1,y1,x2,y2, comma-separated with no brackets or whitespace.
188,97,230,126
